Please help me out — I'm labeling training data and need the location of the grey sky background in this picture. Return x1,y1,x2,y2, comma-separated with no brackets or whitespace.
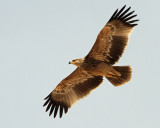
0,0,160,128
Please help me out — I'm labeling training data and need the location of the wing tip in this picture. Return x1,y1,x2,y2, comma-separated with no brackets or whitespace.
43,93,69,118
108,5,139,27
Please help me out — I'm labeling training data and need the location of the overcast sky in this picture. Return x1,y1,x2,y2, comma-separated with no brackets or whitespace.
0,0,160,128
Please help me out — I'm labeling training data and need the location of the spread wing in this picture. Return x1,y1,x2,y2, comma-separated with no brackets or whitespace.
43,68,103,118
87,5,139,65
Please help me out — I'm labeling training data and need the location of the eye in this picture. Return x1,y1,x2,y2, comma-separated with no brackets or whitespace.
73,60,75,62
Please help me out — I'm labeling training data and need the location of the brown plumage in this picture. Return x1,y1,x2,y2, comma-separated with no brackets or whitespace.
43,5,139,118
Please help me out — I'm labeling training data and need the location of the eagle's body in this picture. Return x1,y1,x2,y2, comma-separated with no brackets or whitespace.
71,57,120,77
43,5,139,118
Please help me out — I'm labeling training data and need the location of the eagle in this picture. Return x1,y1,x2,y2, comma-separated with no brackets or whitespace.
43,5,139,118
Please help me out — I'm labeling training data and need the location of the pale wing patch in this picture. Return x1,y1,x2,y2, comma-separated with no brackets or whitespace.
88,26,113,61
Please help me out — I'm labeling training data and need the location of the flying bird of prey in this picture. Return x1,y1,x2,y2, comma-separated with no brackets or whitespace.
43,5,139,118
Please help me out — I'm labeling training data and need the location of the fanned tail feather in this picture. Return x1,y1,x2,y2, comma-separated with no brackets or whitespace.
106,66,132,86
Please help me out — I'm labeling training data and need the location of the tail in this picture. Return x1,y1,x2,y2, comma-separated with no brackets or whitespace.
106,66,132,86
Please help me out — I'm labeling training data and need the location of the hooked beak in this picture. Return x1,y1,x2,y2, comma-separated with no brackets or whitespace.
69,61,71,64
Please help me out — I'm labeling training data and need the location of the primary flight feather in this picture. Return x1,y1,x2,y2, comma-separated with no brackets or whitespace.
43,5,139,118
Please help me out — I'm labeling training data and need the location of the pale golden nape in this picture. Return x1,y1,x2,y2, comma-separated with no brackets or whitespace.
69,58,85,67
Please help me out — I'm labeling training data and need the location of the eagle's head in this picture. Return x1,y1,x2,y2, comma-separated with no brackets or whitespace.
69,58,85,67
